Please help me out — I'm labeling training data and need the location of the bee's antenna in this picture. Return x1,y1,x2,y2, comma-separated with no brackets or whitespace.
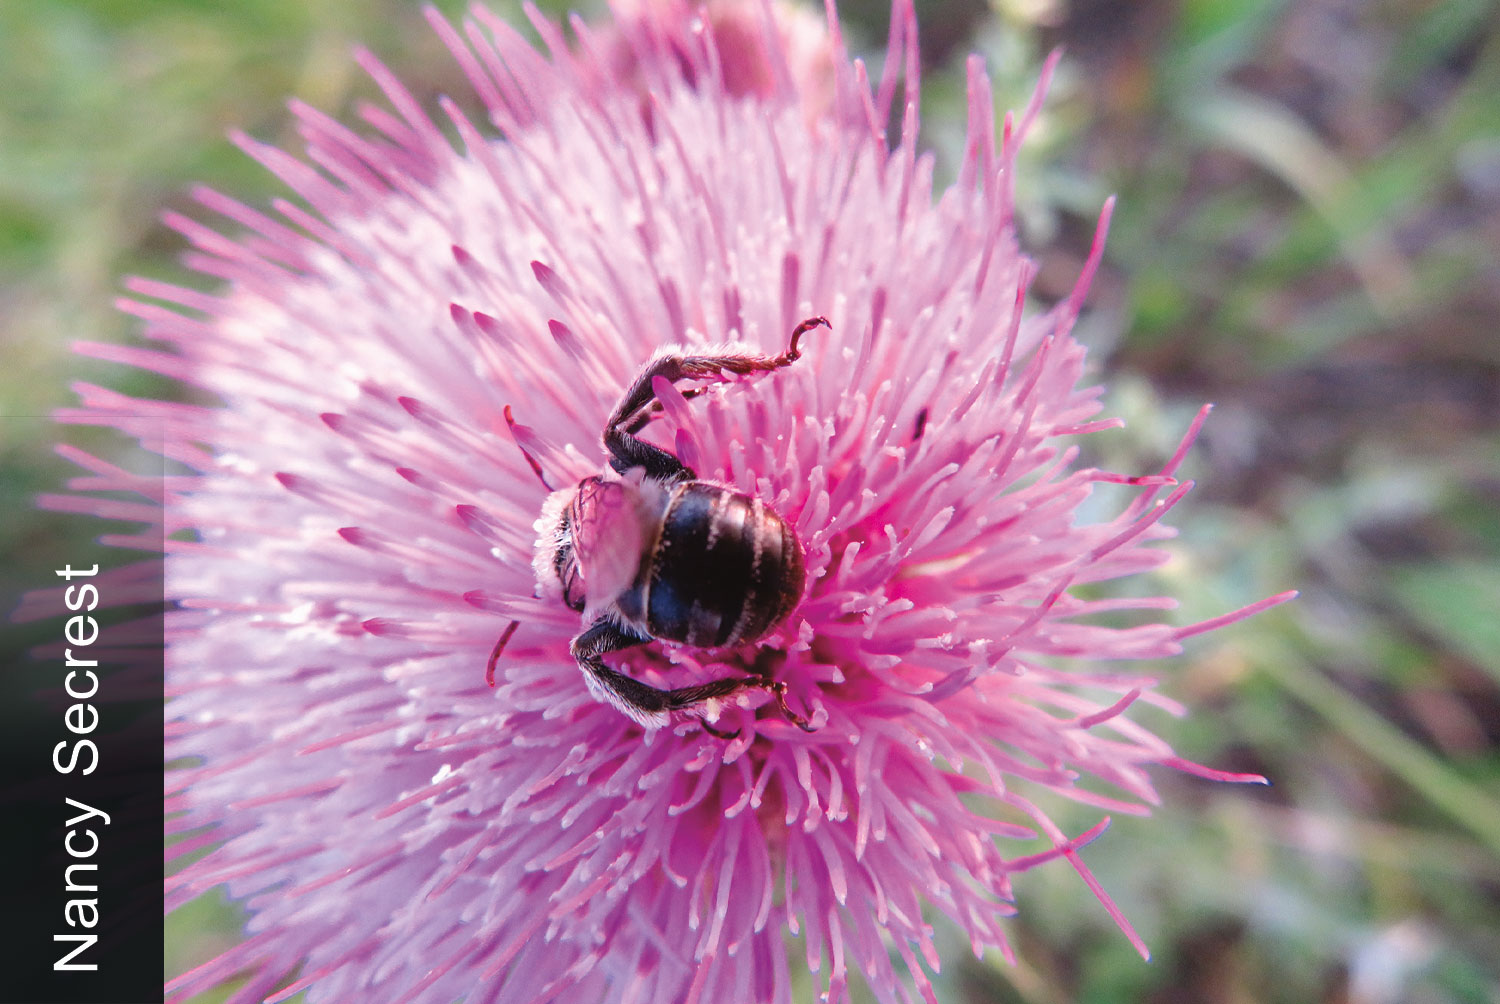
503,405,555,491
485,620,520,687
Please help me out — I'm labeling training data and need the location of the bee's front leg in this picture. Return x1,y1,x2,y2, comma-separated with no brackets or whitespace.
601,317,829,478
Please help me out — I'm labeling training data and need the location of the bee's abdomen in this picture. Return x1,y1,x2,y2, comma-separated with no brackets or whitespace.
646,482,804,649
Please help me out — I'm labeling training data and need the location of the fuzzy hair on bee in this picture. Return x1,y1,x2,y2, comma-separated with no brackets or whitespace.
491,317,830,735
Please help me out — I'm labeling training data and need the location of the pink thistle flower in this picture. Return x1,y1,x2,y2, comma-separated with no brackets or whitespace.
602,0,836,121
64,1,1292,1001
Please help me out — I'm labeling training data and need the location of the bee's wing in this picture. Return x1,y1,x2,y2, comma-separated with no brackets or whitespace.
571,478,645,605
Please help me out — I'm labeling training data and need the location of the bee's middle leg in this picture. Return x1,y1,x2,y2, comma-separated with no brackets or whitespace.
571,621,776,734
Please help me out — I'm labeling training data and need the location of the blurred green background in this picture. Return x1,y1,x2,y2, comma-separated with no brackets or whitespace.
4,0,1498,1000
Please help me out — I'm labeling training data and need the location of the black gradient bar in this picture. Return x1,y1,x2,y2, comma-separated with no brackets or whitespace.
2,418,165,1004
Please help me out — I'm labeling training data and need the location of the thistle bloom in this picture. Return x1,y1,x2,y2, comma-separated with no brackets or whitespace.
66,2,1288,1001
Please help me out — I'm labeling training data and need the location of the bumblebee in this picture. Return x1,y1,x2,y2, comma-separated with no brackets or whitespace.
491,318,828,732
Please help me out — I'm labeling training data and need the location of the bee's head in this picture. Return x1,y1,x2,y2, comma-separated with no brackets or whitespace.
532,486,586,613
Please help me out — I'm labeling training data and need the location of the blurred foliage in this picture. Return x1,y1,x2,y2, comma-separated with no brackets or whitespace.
897,0,1500,1000
6,0,1499,1001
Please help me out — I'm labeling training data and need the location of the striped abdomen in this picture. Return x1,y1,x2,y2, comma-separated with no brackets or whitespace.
641,481,804,649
